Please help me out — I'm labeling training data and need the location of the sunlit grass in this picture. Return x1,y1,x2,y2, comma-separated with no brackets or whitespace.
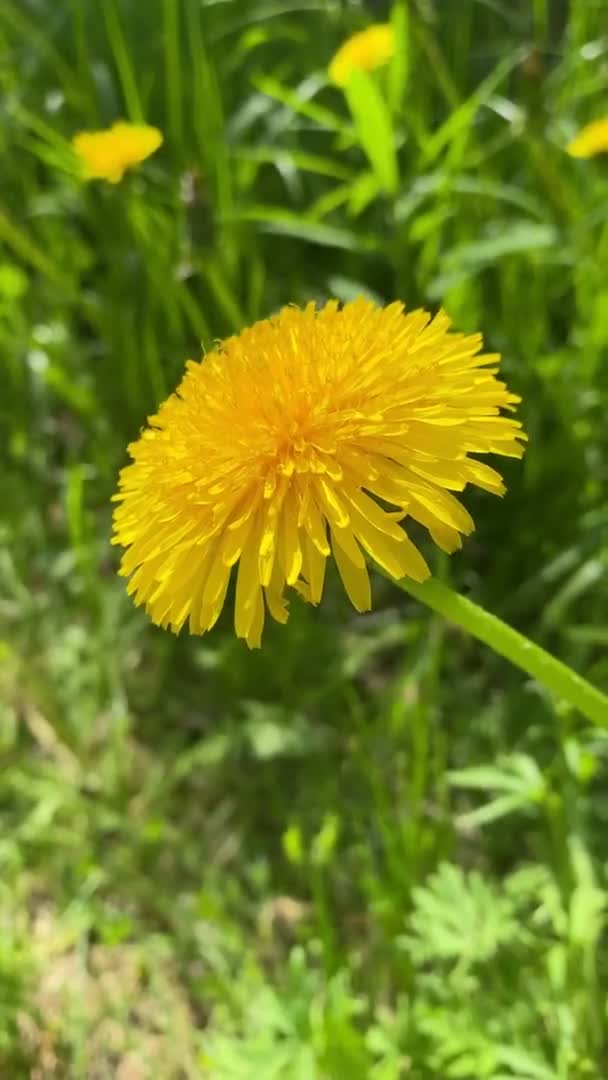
1,0,607,1075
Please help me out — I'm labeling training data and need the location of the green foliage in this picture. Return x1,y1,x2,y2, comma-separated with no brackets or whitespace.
1,0,607,1075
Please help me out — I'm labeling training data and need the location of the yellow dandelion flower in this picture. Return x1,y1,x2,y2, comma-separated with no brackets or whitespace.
112,299,526,648
72,121,163,183
566,117,608,158
329,24,394,87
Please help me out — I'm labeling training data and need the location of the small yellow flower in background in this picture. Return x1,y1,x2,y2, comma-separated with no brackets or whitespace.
72,121,163,183
112,299,526,648
328,23,394,87
566,117,608,158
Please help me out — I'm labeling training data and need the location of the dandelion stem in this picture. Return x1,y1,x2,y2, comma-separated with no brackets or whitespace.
392,576,608,728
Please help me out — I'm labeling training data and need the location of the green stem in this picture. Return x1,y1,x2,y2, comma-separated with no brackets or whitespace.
391,577,608,728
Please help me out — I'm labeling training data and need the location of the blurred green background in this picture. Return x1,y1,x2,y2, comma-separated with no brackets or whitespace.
1,0,608,1076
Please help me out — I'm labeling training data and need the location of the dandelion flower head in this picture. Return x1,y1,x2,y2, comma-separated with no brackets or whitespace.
112,300,526,648
72,121,163,183
329,24,394,87
567,117,608,158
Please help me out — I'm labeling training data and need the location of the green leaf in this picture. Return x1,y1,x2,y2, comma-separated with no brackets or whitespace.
448,755,546,796
327,275,384,305
456,793,535,829
419,47,525,167
233,144,353,180
348,171,381,216
541,557,605,631
0,207,70,287
343,70,399,194
493,1044,557,1079
235,207,381,252
388,0,410,112
449,755,547,828
443,222,559,270
253,73,348,133
400,863,519,967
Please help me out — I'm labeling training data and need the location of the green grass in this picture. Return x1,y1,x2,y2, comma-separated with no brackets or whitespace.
1,0,608,1075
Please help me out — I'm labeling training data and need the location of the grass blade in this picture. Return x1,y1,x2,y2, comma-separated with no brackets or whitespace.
101,0,144,121
343,70,399,195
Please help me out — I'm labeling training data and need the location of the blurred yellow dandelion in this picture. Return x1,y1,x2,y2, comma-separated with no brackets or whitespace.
72,121,163,183
329,24,394,87
566,117,608,158
112,299,526,648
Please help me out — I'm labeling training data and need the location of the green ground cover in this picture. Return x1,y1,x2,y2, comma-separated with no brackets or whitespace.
1,0,607,1075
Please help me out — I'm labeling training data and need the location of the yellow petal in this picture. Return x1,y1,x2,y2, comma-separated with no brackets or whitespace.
407,483,474,534
277,490,303,584
303,496,330,555
349,504,429,583
567,118,608,158
331,528,372,611
235,519,263,639
303,533,327,604
315,477,350,529
246,588,265,649
346,487,405,540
